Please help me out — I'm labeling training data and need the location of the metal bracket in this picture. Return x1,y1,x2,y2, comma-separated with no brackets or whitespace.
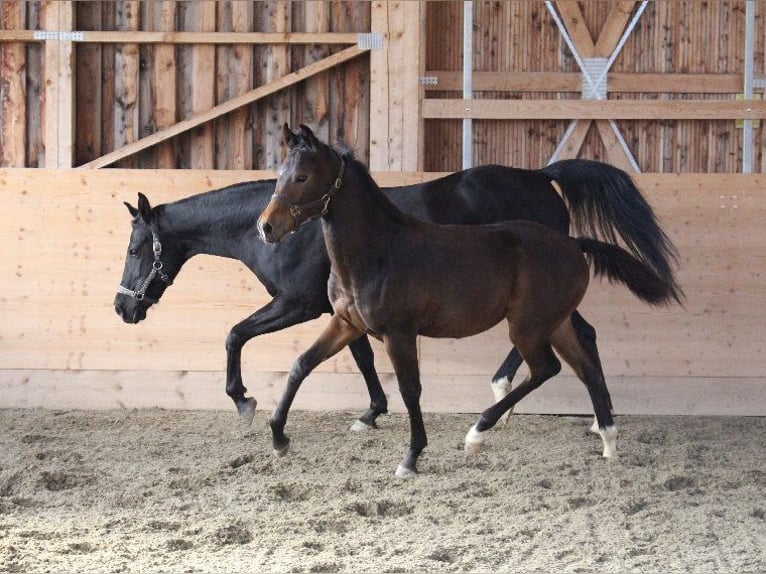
419,76,438,86
357,33,383,50
33,30,85,41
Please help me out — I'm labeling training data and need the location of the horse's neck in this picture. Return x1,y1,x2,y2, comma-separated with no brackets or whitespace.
160,188,265,260
322,166,410,279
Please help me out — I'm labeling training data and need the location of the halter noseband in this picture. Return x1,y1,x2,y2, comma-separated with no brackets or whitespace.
270,156,345,231
116,228,173,303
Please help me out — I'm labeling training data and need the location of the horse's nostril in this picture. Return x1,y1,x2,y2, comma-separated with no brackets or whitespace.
115,305,123,317
259,220,273,239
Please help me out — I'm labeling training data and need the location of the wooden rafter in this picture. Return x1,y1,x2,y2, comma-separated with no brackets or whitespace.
551,0,642,171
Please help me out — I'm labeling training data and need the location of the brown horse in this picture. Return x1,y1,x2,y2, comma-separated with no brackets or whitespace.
258,125,678,478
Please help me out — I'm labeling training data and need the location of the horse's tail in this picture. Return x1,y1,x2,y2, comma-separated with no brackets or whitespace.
577,237,682,307
542,159,684,302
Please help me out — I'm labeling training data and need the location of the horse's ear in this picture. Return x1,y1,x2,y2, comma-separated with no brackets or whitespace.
282,123,298,149
298,124,317,147
137,192,152,223
124,201,139,219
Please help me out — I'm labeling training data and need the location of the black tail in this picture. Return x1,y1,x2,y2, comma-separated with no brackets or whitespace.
542,159,683,302
577,237,681,307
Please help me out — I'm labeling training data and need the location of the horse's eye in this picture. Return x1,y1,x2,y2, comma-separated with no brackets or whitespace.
128,248,138,257
296,174,308,183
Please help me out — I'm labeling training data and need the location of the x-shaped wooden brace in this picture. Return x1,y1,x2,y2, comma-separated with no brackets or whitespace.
547,1,646,172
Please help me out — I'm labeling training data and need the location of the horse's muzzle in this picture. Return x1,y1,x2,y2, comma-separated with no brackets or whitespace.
114,297,147,324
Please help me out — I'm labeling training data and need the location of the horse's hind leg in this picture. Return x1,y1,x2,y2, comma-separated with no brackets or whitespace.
466,343,561,454
551,316,617,458
347,336,389,432
490,348,524,426
569,311,613,434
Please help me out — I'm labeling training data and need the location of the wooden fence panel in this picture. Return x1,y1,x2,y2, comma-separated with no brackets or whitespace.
1,169,764,415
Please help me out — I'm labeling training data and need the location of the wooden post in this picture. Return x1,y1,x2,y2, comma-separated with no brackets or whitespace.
0,0,26,166
43,0,74,168
370,1,425,171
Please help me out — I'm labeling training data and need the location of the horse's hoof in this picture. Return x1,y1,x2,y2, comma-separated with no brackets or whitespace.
464,424,485,455
349,419,375,432
238,397,257,427
395,464,417,479
273,438,291,458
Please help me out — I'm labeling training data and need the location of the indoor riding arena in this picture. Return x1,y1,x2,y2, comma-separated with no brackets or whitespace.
1,2,765,572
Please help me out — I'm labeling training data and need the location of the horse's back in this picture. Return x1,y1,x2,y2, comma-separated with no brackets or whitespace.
387,165,569,232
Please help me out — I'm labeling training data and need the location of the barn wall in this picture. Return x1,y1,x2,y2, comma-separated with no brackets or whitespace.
2,1,765,172
0,168,764,415
424,0,766,172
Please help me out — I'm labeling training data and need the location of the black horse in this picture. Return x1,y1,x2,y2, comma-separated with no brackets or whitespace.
115,159,680,431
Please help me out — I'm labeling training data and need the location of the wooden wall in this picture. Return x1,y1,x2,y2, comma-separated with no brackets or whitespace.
423,1,766,172
1,169,764,416
2,1,765,172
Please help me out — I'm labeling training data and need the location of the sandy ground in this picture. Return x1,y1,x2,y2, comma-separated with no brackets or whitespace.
0,408,764,573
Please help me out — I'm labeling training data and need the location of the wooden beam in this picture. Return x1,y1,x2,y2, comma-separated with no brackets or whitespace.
0,0,26,166
424,72,746,94
422,99,766,120
80,45,368,169
370,1,425,171
0,30,360,44
42,0,74,168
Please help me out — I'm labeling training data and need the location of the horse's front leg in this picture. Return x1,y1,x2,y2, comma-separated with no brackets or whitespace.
383,333,426,478
225,297,324,426
269,315,364,456
347,335,388,431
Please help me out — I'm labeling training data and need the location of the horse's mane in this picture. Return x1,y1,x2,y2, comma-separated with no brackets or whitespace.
340,152,411,226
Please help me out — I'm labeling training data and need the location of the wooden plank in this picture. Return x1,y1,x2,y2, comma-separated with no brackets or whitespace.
215,0,253,170
369,1,390,170
301,1,330,141
73,1,102,165
594,1,637,56
555,1,596,57
370,1,424,171
2,370,764,416
0,169,764,415
0,0,26,166
42,0,75,168
424,72,745,94
0,31,360,44
422,99,766,120
80,46,369,169
262,0,291,170
150,0,177,168
113,0,139,169
189,1,215,168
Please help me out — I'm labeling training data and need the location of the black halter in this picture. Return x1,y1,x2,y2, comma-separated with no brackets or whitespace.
271,156,345,231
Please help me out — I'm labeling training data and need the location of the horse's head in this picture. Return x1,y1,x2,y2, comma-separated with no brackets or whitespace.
257,124,343,243
114,193,179,323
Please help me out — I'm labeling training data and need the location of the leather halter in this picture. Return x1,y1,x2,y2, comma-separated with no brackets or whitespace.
116,228,173,303
270,156,345,231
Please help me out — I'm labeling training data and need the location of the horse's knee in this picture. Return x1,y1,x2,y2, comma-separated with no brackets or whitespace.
225,330,243,352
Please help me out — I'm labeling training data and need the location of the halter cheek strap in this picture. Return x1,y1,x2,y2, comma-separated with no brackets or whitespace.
116,229,173,302
271,157,345,231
